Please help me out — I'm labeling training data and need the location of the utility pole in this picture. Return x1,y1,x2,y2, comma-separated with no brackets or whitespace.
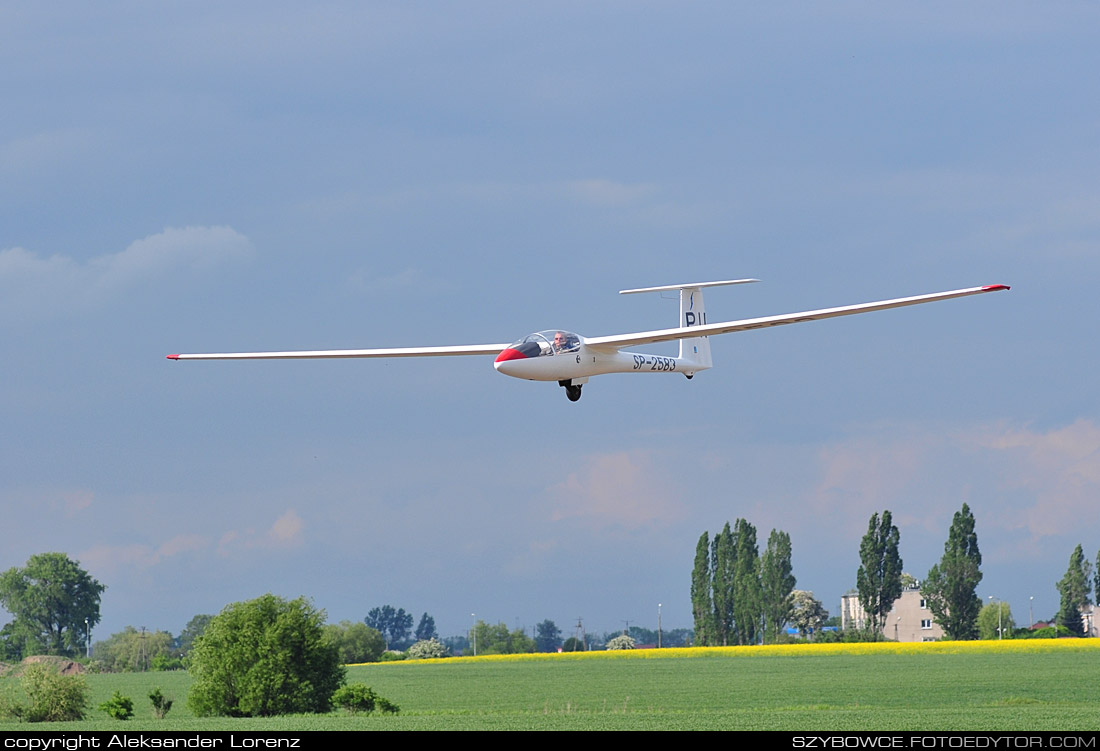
572,617,587,651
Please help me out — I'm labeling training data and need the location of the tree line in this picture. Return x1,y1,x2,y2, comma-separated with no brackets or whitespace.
690,519,796,645
854,503,1098,640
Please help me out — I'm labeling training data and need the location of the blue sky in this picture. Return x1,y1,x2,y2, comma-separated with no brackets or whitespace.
2,2,1098,643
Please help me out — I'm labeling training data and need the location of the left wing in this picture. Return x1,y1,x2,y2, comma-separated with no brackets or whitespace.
167,343,509,360
584,284,1009,351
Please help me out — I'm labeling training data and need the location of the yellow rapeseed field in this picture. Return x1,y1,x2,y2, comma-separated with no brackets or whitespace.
368,637,1100,666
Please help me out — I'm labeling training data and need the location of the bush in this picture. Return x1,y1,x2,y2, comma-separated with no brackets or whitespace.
187,594,344,717
379,650,407,661
332,683,399,715
149,687,174,719
99,690,134,720
151,653,184,671
606,634,636,650
406,638,449,660
0,663,88,721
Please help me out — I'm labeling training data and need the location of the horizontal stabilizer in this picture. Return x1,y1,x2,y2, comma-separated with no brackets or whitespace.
619,278,760,295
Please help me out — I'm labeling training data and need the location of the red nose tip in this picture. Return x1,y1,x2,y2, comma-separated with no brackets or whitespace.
495,348,528,363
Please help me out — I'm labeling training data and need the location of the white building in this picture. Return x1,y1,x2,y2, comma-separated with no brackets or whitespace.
840,588,944,642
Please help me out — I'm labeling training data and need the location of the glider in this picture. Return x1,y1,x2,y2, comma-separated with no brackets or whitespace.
168,280,1009,402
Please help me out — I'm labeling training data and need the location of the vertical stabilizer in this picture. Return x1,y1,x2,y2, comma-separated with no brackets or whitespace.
678,286,713,371
618,278,758,375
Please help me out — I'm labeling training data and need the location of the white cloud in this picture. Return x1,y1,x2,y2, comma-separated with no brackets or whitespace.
79,508,304,574
970,419,1100,540
268,509,304,545
0,226,253,319
546,450,681,529
81,534,210,574
806,418,1100,548
216,508,306,555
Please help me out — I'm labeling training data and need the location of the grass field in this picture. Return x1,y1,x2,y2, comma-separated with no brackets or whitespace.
1,640,1098,731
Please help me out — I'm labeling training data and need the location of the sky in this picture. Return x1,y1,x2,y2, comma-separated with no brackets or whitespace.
2,2,1099,645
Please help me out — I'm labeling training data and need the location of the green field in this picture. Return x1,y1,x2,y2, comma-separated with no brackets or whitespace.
2,642,1098,731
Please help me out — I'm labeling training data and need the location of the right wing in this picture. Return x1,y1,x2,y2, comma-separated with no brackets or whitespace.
167,343,510,360
584,284,1010,351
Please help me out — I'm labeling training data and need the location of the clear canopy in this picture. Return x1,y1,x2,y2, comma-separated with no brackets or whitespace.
506,330,580,358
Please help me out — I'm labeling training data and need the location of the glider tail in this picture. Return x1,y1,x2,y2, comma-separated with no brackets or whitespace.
619,279,759,375
678,286,713,372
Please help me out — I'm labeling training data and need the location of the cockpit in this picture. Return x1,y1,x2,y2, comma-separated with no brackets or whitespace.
504,330,581,358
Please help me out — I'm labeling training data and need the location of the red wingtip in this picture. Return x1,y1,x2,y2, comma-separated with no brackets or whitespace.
167,354,179,360
982,284,1010,291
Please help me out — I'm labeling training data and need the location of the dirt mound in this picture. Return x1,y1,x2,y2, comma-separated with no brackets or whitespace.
16,655,87,675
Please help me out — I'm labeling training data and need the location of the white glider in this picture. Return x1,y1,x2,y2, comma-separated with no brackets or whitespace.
168,280,1009,401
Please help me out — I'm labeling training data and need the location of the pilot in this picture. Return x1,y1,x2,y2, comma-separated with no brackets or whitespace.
553,331,572,353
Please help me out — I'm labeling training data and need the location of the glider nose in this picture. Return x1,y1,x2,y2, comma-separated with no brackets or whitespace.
494,347,527,375
495,348,528,363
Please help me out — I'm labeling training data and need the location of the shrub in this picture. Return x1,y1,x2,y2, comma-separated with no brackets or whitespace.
606,634,636,650
1,663,88,721
406,638,449,660
149,687,174,719
187,594,344,717
99,690,134,720
332,683,376,714
379,650,407,661
151,653,184,671
332,683,399,715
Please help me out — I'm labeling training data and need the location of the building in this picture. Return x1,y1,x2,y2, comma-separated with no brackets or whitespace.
840,588,944,642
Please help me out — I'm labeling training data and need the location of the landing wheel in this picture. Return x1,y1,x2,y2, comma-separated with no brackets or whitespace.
565,384,582,402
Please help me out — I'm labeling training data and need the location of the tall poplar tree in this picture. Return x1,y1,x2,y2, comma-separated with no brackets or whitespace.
923,503,982,640
856,510,902,639
1056,544,1093,636
711,523,735,646
760,529,796,643
690,532,714,646
732,519,762,645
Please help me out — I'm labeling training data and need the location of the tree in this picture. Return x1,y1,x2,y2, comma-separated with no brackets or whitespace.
691,532,714,647
856,510,902,639
321,621,385,664
468,620,535,655
535,619,562,652
760,529,796,643
978,601,1014,640
732,519,762,645
605,634,636,650
1095,548,1100,612
923,504,983,640
789,590,829,639
187,594,344,717
414,612,437,642
364,606,414,650
711,523,736,645
92,627,175,672
0,553,105,658
406,638,448,659
1056,544,1093,636
176,614,213,657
